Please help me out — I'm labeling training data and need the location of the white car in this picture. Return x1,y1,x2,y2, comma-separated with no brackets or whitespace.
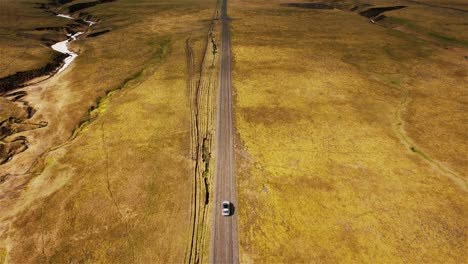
222,201,231,216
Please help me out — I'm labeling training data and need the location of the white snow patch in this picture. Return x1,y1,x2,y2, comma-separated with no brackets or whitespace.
84,20,96,26
71,32,84,40
50,14,93,74
51,31,84,73
57,14,74,20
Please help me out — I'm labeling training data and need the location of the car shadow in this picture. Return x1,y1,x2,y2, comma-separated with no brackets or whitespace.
230,203,235,216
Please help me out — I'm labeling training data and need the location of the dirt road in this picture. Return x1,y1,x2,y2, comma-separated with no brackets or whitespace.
210,0,239,263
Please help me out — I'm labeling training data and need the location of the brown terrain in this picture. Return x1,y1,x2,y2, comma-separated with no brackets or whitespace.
230,0,467,262
1,0,220,262
0,0,467,263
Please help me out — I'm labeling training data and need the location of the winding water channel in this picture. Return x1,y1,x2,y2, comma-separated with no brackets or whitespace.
51,14,94,73
0,13,97,166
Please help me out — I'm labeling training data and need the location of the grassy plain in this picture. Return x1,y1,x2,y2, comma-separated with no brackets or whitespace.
0,0,217,262
0,0,70,79
230,0,467,262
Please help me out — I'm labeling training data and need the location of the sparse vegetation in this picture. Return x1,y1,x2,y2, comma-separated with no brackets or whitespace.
0,0,217,262
0,248,6,264
428,32,468,46
1,0,466,262
230,0,467,262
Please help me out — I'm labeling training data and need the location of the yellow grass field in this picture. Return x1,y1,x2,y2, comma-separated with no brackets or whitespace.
0,0,73,78
230,0,467,262
1,0,466,262
1,0,219,262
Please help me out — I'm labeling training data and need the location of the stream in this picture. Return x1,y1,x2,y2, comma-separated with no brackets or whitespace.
51,14,95,73
0,10,101,170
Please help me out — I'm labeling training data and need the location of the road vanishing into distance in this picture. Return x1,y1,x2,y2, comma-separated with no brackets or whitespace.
210,0,239,263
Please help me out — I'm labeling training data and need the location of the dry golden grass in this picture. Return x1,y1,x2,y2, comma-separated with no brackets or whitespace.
0,98,26,122
5,43,193,262
0,0,218,262
0,0,70,78
230,0,467,262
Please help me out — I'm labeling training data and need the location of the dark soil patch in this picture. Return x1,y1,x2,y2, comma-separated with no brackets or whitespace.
37,0,75,10
0,53,68,94
0,118,48,140
69,0,116,13
69,2,99,13
0,136,28,165
7,91,27,101
87,30,110,38
35,26,66,31
360,6,407,18
53,0,74,4
35,25,84,36
282,3,334,10
372,15,386,22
